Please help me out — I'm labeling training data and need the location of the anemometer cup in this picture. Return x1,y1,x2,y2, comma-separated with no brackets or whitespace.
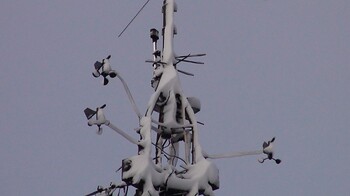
87,118,97,126
109,71,117,78
97,127,103,135
92,70,100,78
103,78,109,85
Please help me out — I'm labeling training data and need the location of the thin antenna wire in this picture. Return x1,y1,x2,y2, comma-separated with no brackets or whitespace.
118,0,151,38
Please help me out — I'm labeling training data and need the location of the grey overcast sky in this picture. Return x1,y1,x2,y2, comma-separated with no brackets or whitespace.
1,0,349,195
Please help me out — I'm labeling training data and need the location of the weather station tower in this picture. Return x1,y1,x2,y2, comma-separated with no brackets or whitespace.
83,0,281,195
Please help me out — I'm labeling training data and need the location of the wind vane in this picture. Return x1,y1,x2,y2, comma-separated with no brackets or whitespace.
83,1,281,195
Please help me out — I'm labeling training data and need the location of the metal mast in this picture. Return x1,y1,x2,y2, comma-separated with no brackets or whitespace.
84,1,281,195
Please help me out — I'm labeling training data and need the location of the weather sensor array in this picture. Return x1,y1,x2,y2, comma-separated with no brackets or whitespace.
84,0,280,195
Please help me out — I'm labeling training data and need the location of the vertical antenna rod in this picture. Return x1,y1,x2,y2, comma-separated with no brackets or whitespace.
162,0,176,64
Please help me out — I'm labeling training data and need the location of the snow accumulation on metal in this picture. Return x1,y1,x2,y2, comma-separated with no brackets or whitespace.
83,0,280,195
